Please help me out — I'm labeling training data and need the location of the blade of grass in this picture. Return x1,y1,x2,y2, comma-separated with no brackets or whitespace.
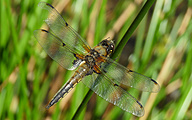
72,90,93,120
172,80,192,120
72,0,156,119
140,0,163,69
111,0,156,60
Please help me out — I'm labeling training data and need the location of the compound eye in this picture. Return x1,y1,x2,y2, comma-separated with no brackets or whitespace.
111,44,114,49
110,45,114,52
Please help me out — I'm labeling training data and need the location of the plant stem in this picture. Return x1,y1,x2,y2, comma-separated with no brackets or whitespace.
111,0,156,59
72,90,93,120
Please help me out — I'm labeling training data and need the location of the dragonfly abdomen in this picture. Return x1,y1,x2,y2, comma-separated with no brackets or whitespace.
46,62,89,109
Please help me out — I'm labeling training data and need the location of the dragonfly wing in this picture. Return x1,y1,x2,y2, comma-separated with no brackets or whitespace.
82,72,145,117
38,2,91,54
34,29,84,70
99,57,160,92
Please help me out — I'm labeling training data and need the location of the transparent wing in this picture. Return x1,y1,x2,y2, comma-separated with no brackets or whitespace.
82,72,144,117
99,57,160,92
38,2,91,54
34,29,84,70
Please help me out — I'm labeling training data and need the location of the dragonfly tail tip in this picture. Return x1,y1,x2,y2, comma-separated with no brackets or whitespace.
45,105,51,109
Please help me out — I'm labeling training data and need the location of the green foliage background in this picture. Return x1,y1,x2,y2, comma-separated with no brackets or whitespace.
1,0,192,119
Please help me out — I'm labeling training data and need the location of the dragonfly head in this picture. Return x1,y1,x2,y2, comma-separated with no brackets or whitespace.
98,39,115,56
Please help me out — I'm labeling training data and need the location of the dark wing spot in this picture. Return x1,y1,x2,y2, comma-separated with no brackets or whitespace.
46,3,54,9
151,79,158,85
41,29,49,33
65,22,68,27
103,69,107,73
62,43,65,46
73,53,77,58
136,101,143,108
128,69,133,72
114,83,118,86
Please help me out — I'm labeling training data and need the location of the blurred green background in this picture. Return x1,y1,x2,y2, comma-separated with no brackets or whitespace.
1,0,192,119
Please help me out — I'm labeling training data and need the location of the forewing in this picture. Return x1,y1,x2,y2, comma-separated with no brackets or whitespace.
38,2,91,54
99,57,160,92
34,29,83,70
82,72,144,117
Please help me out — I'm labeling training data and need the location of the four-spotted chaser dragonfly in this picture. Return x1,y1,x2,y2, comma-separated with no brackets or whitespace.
34,2,160,117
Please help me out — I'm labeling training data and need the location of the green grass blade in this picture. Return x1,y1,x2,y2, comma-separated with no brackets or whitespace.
111,0,156,60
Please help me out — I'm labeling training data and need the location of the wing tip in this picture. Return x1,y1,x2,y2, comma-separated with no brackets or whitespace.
38,2,54,9
133,111,145,117
151,78,158,85
46,3,54,9
151,78,160,93
132,102,145,117
136,101,143,109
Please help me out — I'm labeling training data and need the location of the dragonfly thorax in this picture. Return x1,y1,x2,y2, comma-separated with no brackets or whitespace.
96,39,115,57
84,49,99,68
84,55,95,67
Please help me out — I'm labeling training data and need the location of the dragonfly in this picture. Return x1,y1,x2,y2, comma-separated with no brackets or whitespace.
34,2,160,117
